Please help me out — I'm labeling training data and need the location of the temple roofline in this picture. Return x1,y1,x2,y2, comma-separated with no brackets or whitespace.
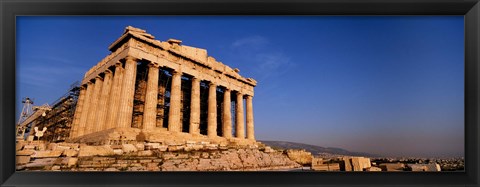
103,26,256,87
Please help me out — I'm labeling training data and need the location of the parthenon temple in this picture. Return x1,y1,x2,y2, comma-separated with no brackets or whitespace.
68,26,257,145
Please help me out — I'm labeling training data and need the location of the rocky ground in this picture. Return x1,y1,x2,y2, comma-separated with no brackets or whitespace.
16,140,301,171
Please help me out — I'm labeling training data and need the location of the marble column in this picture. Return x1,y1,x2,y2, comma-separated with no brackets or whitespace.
117,56,137,128
105,63,124,130
189,77,201,135
143,63,159,130
246,95,255,140
70,85,86,138
207,82,217,138
157,79,166,127
77,81,94,137
85,76,103,134
95,70,113,132
235,92,245,139
168,70,182,132
222,88,232,138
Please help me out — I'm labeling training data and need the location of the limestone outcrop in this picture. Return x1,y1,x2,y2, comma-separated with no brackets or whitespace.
285,149,313,166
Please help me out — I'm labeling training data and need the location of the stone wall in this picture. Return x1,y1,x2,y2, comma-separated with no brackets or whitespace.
16,141,300,171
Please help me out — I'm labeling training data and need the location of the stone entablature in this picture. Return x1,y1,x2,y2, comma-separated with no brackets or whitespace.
82,27,256,96
70,26,256,143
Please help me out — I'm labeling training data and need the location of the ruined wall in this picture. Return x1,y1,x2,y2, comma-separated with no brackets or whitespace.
16,141,300,171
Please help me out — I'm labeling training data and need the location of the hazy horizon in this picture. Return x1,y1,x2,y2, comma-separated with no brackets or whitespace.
16,16,464,158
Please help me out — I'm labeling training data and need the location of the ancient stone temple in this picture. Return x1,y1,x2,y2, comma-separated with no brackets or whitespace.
68,26,257,145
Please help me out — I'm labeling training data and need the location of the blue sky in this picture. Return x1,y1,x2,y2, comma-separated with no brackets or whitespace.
16,16,464,158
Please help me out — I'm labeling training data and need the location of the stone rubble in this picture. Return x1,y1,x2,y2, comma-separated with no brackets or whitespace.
285,149,313,166
16,141,301,171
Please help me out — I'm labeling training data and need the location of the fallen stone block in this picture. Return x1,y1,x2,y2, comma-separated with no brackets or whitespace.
138,150,153,156
122,144,138,153
16,143,24,151
366,166,382,171
16,156,31,164
192,145,204,151
104,167,120,171
264,146,275,153
186,141,196,145
55,145,71,151
16,165,26,170
17,150,35,156
162,153,175,160
78,145,115,157
158,145,168,151
134,143,145,151
168,145,184,152
23,145,36,150
31,150,63,158
113,149,123,155
145,143,160,149
37,143,47,151
25,158,56,168
60,157,78,167
110,145,123,149
146,163,160,171
62,150,78,157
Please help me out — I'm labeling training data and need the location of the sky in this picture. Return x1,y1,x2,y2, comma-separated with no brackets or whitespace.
16,16,464,158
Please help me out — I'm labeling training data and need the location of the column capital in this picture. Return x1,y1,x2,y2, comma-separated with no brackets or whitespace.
148,62,160,68
104,69,113,74
95,75,104,81
125,55,138,62
87,80,94,85
191,76,200,81
171,69,181,75
245,95,253,99
209,82,216,87
114,61,123,67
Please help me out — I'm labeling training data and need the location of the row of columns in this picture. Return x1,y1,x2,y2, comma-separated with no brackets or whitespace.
70,56,255,140
143,64,255,140
71,57,136,138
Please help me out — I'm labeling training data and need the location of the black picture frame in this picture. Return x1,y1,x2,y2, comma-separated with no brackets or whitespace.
1,0,479,186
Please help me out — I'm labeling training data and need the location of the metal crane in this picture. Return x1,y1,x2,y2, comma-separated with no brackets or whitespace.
16,97,51,140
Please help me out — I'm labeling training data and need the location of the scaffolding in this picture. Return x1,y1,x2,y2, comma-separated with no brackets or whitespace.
18,82,80,142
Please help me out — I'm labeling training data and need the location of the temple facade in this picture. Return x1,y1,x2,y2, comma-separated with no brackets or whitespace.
69,26,257,144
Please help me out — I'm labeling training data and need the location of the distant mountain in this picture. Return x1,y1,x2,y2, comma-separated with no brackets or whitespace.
259,140,380,157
